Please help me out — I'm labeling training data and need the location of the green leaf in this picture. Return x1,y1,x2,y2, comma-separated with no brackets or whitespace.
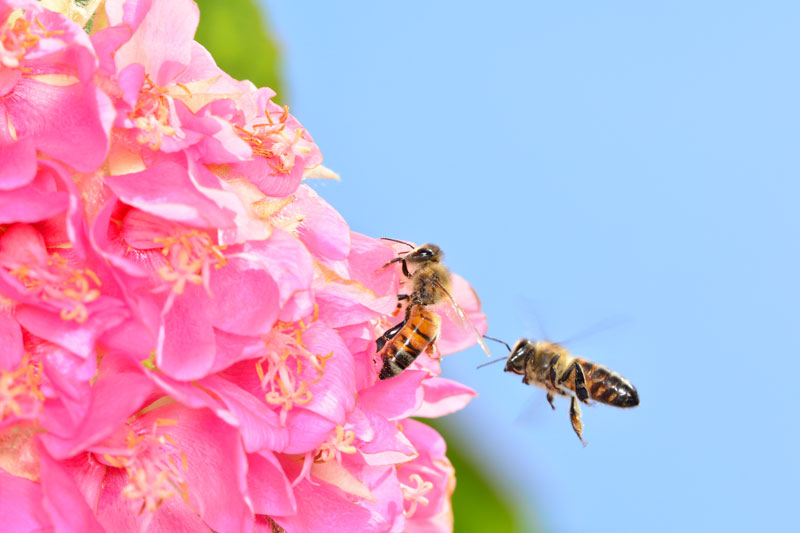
194,0,285,102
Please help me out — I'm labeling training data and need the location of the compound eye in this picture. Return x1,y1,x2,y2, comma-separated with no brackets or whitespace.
505,343,530,374
416,247,434,259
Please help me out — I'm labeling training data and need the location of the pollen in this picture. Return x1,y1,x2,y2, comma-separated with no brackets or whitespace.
8,252,101,323
154,230,227,296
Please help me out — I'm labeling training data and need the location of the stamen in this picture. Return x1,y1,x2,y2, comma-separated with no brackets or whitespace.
154,230,227,295
7,252,102,323
400,474,434,518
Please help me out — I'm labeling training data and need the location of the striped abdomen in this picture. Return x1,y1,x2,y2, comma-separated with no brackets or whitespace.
378,306,441,380
577,359,639,408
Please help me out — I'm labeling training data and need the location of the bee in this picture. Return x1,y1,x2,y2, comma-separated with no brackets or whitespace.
376,240,490,380
481,336,639,445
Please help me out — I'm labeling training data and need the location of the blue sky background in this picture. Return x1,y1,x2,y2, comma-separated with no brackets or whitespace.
261,2,799,531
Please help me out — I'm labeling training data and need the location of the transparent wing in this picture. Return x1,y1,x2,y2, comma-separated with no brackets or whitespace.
434,279,492,357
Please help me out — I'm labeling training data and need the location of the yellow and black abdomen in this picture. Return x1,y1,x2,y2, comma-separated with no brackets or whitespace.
578,359,639,408
378,306,441,380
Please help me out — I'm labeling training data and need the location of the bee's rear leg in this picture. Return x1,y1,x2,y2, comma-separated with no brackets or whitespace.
424,337,441,360
375,308,411,352
546,391,556,410
569,396,588,446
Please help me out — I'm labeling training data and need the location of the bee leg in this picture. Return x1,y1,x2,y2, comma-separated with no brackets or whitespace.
546,392,556,410
558,361,590,404
375,307,411,352
547,354,561,388
569,396,588,446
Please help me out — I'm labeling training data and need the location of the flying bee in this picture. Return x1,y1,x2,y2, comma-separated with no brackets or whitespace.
375,240,491,380
481,337,639,445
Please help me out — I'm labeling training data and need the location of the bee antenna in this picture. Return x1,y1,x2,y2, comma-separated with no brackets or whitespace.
482,335,512,352
476,356,509,370
380,237,416,250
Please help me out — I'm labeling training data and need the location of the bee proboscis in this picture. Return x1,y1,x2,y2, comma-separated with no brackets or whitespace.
376,240,490,380
482,336,639,445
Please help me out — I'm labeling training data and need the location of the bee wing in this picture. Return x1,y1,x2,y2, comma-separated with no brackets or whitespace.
433,279,492,357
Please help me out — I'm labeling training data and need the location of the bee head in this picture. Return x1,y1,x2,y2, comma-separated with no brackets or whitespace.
405,244,442,266
504,339,533,375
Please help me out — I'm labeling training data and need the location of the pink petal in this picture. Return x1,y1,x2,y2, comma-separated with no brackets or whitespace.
0,470,51,531
205,254,280,337
200,374,289,453
241,229,313,310
39,447,104,532
358,410,417,466
247,450,296,516
96,468,210,532
105,160,234,228
0,311,23,370
272,455,380,533
15,300,128,359
0,172,69,224
139,403,252,533
358,370,426,421
38,372,154,459
286,185,351,261
414,377,477,418
301,323,356,424
6,78,111,172
346,233,399,297
0,136,35,189
281,408,336,454
157,285,215,380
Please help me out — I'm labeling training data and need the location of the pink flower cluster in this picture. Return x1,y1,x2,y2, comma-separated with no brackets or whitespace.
0,1,487,531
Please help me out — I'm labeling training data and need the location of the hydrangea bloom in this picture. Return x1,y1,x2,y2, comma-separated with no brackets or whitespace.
0,1,487,531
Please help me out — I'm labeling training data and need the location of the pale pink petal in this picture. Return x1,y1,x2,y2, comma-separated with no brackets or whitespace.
247,450,296,516
113,0,200,86
414,377,478,418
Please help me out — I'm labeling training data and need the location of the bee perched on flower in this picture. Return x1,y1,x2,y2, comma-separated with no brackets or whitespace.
0,1,487,531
